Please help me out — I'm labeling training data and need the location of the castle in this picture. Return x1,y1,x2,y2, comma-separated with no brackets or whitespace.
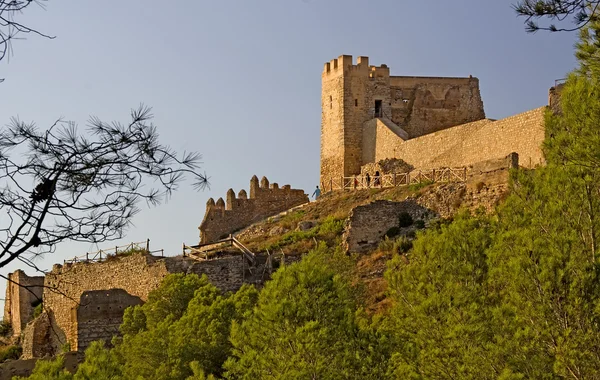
2,54,555,362
320,54,547,187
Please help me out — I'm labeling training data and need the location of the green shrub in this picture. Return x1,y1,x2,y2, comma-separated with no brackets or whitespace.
408,180,434,192
32,302,43,320
0,345,21,362
395,236,413,254
0,321,11,337
378,236,413,254
385,226,401,238
317,216,345,236
398,212,414,228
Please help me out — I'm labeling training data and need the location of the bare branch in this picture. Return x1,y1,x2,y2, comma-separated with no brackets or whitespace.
0,105,208,268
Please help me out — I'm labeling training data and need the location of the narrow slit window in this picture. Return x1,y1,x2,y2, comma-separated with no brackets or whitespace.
355,99,358,107
330,96,333,109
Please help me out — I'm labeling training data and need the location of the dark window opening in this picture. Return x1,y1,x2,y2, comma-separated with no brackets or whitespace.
355,99,358,107
330,95,333,109
374,100,382,117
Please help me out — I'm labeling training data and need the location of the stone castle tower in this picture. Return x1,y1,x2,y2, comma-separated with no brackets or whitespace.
320,54,486,186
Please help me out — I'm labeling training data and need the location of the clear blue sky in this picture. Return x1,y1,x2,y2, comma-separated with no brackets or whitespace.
0,0,577,307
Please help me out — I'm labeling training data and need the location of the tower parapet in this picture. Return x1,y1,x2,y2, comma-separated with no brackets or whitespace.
199,176,309,244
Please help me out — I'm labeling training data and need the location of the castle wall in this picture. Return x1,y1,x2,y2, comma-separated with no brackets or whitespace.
370,107,546,170
75,289,142,353
199,176,308,244
31,252,265,357
3,270,44,337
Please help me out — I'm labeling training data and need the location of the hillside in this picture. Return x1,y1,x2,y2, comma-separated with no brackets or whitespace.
236,173,510,313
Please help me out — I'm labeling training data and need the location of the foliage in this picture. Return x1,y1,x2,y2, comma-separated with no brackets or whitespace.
31,302,43,320
265,215,345,251
13,355,73,380
385,213,500,378
0,344,21,362
413,219,425,229
224,243,389,379
514,0,599,32
187,362,217,380
73,341,122,380
0,0,53,73
0,106,207,268
378,236,413,255
80,273,258,380
0,320,11,337
407,180,433,192
381,35,600,377
397,212,413,228
384,226,400,238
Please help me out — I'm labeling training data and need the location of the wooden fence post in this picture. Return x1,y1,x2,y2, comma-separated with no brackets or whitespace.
146,239,150,252
340,176,344,190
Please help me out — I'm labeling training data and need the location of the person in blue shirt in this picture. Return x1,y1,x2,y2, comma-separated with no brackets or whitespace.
312,185,321,200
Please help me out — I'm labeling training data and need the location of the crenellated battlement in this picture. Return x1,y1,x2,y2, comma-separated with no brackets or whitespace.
199,176,308,244
322,55,383,76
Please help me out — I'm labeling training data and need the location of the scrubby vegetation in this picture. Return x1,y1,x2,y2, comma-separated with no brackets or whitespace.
0,320,11,337
0,345,21,363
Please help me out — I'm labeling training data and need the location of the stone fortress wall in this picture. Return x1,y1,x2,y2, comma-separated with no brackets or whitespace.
320,54,547,186
199,175,309,244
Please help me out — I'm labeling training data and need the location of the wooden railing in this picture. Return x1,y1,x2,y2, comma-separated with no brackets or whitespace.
183,235,255,265
64,239,163,264
323,167,468,192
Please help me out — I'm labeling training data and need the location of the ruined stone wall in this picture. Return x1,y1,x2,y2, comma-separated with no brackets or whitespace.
3,270,44,337
199,175,308,244
370,107,546,170
389,76,485,138
21,312,52,359
343,200,433,253
43,254,171,353
33,252,264,357
320,54,485,185
76,290,142,353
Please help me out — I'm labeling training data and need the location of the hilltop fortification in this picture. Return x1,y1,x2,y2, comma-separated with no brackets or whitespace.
320,54,546,187
2,55,556,368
